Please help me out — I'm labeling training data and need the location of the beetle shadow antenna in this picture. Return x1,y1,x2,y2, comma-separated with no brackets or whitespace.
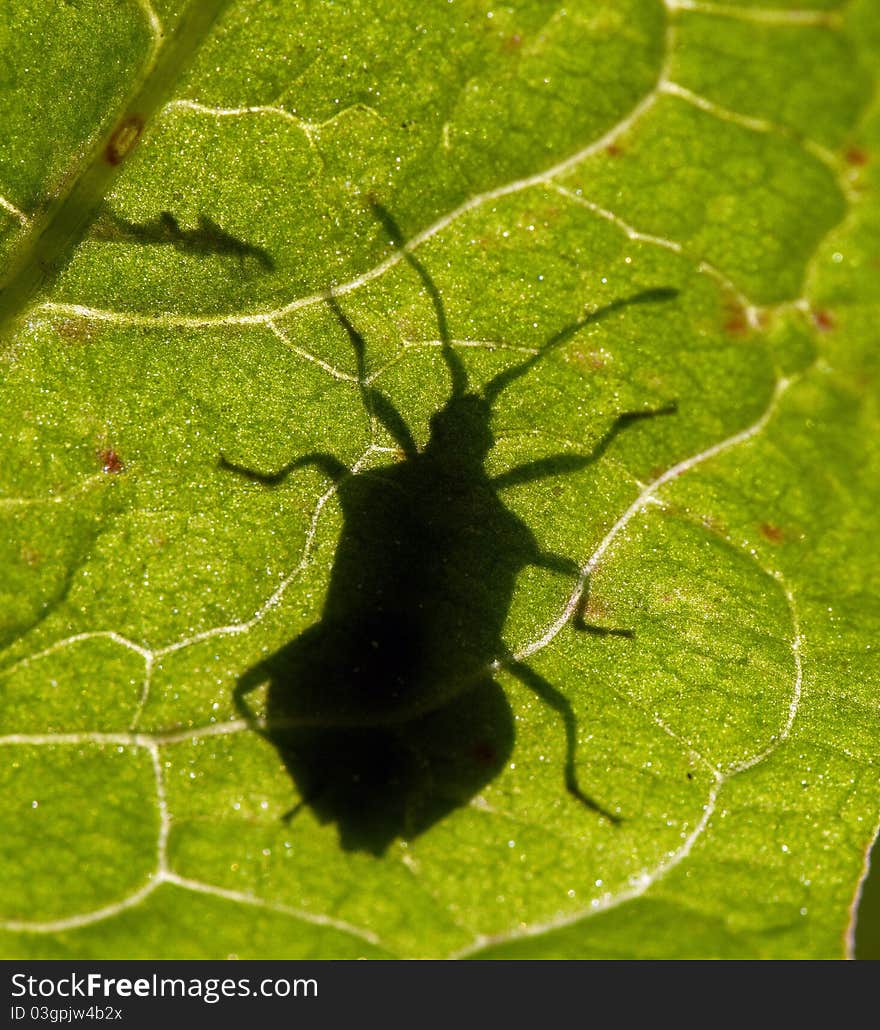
483,287,679,405
327,290,418,456
371,200,469,399
371,199,678,409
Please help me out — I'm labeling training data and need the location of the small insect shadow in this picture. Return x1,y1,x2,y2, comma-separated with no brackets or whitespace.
223,205,678,855
91,208,274,271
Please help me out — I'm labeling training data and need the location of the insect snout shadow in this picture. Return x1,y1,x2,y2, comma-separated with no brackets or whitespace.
223,205,678,855
92,208,274,272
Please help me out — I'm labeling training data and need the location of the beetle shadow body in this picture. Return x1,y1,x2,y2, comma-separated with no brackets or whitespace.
224,207,677,855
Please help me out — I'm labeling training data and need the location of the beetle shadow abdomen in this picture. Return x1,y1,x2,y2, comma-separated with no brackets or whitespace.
232,426,537,855
249,655,513,855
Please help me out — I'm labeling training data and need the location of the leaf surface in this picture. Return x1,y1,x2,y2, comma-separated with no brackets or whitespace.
0,0,878,959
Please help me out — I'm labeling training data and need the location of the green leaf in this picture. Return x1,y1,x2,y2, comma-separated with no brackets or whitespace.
1,0,878,960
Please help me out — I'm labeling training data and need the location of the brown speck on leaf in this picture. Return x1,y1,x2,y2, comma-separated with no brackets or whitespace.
20,545,42,567
813,308,835,332
502,33,522,52
55,319,97,344
760,522,784,544
723,301,750,337
582,596,608,621
605,143,624,158
534,204,561,225
845,146,869,167
104,115,144,166
99,448,124,474
700,514,728,537
572,347,607,371
472,741,497,766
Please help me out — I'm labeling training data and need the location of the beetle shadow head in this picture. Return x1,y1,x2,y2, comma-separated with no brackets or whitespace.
425,393,494,467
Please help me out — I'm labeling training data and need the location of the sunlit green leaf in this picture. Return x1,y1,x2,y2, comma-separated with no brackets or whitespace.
0,0,878,960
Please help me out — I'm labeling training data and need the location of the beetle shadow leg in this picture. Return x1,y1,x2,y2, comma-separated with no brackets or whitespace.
505,657,621,824
233,663,268,728
220,450,349,487
281,798,307,823
282,785,327,824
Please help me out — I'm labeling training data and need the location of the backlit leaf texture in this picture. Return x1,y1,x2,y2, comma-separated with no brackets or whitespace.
0,0,878,959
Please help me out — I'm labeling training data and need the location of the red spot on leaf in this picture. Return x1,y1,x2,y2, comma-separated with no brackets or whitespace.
845,146,869,167
813,309,835,331
724,305,750,337
759,523,784,544
99,448,124,474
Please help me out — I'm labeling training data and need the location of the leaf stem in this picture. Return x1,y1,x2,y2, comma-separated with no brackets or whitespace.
0,0,230,343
